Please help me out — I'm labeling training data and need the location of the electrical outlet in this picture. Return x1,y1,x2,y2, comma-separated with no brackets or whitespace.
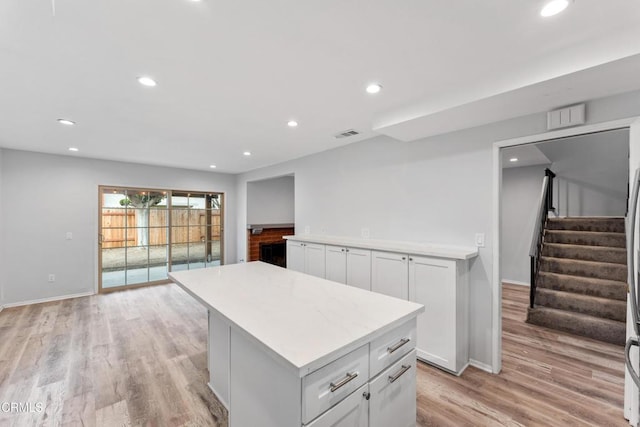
320,227,327,234
65,232,73,240
475,233,485,248
304,226,310,234
48,274,55,282
361,228,370,239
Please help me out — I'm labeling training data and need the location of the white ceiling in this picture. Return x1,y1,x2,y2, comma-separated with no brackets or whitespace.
1,0,639,173
502,144,550,169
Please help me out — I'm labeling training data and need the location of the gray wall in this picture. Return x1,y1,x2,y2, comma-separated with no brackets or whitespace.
0,149,4,306
540,129,629,217
0,150,237,306
235,89,640,368
247,176,294,225
501,165,550,285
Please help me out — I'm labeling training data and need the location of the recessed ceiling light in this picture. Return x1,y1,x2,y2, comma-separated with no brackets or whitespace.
366,83,382,94
57,119,75,126
509,157,518,162
209,164,217,169
137,76,157,87
243,151,252,156
287,120,298,127
68,147,79,152
540,0,569,17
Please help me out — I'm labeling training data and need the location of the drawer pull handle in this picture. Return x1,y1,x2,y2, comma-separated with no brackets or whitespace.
387,338,410,354
330,372,358,392
388,364,411,384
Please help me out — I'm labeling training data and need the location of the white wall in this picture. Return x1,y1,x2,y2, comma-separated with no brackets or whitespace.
236,89,640,367
501,165,550,285
247,175,294,225
0,149,4,307
539,129,629,217
0,150,237,306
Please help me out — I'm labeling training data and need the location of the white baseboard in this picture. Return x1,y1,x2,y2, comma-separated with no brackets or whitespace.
469,358,494,374
1,291,95,309
502,279,530,287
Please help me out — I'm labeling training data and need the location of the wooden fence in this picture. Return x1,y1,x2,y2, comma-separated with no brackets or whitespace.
102,209,221,248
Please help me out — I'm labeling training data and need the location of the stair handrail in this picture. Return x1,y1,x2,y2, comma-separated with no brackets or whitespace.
529,168,556,309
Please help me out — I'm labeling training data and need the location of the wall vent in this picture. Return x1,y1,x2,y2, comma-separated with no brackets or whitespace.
334,129,360,139
547,104,586,130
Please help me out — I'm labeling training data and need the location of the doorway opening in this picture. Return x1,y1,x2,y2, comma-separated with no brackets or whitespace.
492,117,640,374
98,186,224,292
246,175,295,267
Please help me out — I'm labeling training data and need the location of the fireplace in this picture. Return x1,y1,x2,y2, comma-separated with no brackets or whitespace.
247,225,295,266
260,242,287,268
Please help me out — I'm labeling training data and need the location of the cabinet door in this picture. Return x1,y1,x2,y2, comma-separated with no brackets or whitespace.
325,245,347,284
346,248,371,291
287,241,306,273
371,251,408,299
305,243,326,278
408,255,457,371
369,349,416,427
306,384,369,427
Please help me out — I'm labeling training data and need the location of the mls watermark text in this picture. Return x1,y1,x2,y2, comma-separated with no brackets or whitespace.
0,402,44,413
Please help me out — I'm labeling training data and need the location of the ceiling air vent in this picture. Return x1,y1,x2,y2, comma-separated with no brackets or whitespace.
334,129,360,139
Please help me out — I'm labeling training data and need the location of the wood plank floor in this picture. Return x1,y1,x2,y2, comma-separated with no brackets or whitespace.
417,283,628,426
0,282,628,426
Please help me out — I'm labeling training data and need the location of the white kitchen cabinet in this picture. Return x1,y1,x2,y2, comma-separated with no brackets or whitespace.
408,255,469,375
325,246,371,291
325,245,347,284
306,243,327,278
287,240,326,279
346,249,372,291
371,251,408,300
288,240,306,273
306,384,369,427
284,234,476,376
369,350,417,427
302,345,369,424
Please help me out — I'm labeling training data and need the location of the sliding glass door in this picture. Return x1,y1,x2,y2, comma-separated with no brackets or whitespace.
99,186,224,292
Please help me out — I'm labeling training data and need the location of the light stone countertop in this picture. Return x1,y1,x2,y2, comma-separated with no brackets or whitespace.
284,234,479,260
169,261,424,377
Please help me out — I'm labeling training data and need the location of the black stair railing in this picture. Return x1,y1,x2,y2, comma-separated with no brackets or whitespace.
529,168,556,308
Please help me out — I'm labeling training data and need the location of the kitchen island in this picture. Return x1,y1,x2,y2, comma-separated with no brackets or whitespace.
169,261,424,427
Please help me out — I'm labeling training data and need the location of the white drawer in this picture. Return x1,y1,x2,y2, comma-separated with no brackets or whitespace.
369,349,417,427
302,344,369,425
304,383,369,427
369,318,416,377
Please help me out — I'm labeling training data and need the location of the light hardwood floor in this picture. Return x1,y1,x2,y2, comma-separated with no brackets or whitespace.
417,283,628,426
0,282,628,426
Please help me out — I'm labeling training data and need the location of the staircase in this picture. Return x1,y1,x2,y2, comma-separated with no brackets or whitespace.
526,217,628,345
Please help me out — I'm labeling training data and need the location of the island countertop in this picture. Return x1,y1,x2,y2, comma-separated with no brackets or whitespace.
169,261,424,377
